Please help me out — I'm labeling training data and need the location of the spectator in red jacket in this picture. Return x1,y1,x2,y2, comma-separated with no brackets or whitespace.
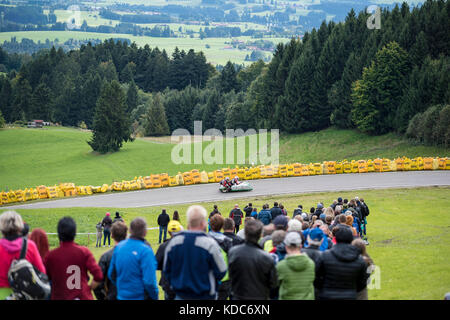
0,211,46,300
29,228,50,261
44,217,103,300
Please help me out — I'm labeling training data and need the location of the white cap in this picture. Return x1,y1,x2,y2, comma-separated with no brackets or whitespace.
284,232,302,247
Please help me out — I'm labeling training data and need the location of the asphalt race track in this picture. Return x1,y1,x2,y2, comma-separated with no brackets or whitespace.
4,171,450,209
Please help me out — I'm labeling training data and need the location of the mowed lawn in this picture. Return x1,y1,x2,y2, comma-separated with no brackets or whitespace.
8,187,450,300
1,126,449,191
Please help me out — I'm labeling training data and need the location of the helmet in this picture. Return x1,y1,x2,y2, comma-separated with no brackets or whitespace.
235,176,239,180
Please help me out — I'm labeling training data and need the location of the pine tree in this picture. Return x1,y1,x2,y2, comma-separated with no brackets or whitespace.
220,61,239,93
126,80,138,113
351,42,410,135
30,82,53,121
143,93,170,136
88,80,133,153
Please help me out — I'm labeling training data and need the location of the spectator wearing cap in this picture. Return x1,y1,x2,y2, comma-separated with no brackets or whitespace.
155,220,183,300
157,209,171,244
276,232,315,300
112,212,124,224
163,205,227,300
302,228,324,299
101,212,113,247
313,203,324,218
228,219,278,300
108,217,159,300
95,221,128,300
315,226,368,300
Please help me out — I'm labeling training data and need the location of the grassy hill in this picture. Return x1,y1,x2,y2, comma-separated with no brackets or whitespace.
0,126,449,191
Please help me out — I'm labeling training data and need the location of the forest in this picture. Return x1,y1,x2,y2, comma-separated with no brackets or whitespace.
0,0,449,148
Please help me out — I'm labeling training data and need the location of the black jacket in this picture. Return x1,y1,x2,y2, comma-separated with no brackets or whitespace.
94,248,116,300
316,243,368,300
302,244,323,299
101,216,113,231
223,231,245,247
157,212,170,227
243,206,253,217
270,206,283,220
155,239,175,299
228,241,278,300
292,208,302,218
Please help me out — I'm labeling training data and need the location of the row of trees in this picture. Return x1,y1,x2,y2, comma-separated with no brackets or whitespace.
1,1,449,153
0,39,214,128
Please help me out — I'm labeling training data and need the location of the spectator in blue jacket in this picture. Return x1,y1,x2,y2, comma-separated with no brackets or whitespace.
257,204,272,225
108,217,159,300
163,205,227,300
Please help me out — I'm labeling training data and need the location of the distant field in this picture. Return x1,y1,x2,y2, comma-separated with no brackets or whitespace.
0,31,286,65
0,126,449,191
10,186,450,300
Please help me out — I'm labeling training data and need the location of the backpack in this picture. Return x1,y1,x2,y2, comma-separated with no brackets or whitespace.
7,237,51,300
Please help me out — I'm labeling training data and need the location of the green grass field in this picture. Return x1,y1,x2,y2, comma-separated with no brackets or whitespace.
7,186,450,300
0,126,449,191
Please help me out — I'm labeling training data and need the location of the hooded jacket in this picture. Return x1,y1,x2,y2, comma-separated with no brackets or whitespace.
0,236,46,288
257,209,272,225
316,243,368,300
276,254,315,300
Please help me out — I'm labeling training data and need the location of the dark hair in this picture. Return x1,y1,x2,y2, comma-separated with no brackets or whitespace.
22,223,30,237
173,210,180,221
111,221,128,242
115,211,121,218
57,217,76,242
130,217,147,239
339,214,347,224
310,207,315,214
223,218,235,231
248,203,252,206
334,226,353,244
344,199,348,204
210,214,224,232
244,219,263,244
274,202,278,207
213,205,218,210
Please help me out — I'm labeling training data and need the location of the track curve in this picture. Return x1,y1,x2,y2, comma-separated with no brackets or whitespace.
4,171,450,209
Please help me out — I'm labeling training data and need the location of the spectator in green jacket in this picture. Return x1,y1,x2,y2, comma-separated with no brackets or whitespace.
276,232,315,300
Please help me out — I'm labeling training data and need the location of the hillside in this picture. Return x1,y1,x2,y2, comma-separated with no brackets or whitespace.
0,126,448,191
